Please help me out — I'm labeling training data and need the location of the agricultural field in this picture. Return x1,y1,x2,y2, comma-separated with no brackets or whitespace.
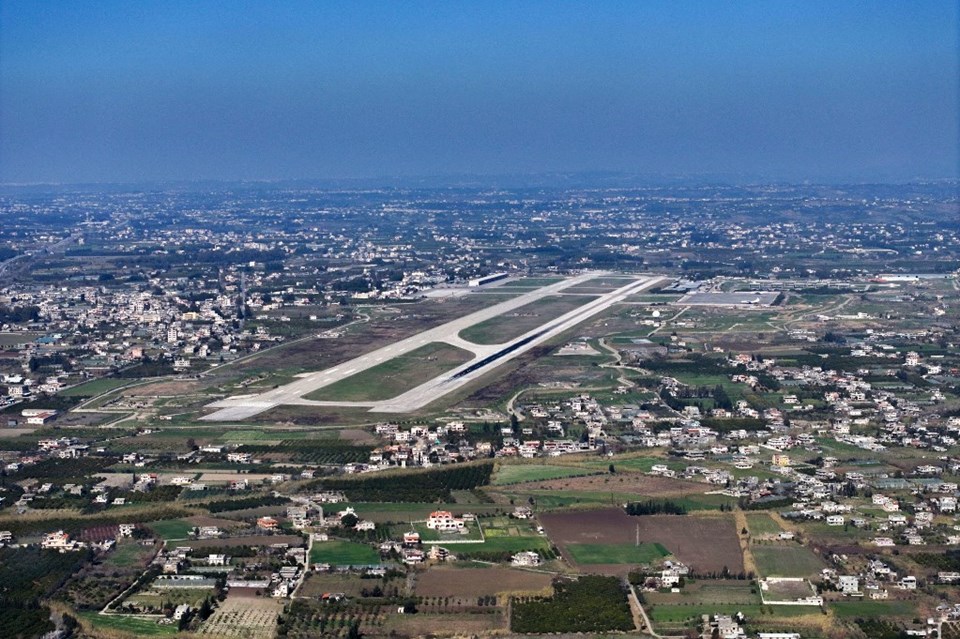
565,541,669,565
491,463,599,485
540,508,743,574
458,295,596,345
510,575,633,633
415,566,553,598
380,610,505,638
78,612,177,637
514,470,709,498
299,572,397,599
305,342,473,402
751,545,826,578
309,540,380,566
745,513,784,536
452,516,551,557
198,594,282,639
146,519,197,541
643,579,760,606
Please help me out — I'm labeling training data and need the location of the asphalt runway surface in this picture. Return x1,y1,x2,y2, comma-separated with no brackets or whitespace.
202,272,667,420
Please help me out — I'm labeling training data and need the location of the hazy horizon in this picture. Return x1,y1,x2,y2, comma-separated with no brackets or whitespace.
2,1,958,184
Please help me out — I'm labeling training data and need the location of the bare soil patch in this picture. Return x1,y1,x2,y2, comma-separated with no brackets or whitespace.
415,566,552,598
526,472,707,497
540,508,743,575
126,379,205,396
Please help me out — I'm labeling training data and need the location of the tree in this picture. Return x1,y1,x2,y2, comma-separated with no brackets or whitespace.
608,463,616,474
340,513,359,528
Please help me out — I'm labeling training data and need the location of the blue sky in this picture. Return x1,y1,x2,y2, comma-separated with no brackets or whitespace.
1,1,957,183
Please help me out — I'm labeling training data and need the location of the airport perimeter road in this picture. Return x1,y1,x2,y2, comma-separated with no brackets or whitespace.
201,271,610,421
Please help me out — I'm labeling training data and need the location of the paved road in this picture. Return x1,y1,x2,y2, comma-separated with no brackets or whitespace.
202,272,667,420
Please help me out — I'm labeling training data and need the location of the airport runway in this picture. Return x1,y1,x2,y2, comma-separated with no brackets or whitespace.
202,271,610,421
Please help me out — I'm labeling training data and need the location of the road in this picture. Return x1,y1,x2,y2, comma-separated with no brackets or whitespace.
202,272,667,420
0,232,81,282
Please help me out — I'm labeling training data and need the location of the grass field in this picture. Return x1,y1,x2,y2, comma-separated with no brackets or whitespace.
458,295,597,345
456,534,551,555
492,464,598,485
107,540,152,567
751,545,825,578
309,540,380,565
746,514,783,536
60,377,132,397
145,519,195,541
453,517,550,556
304,342,472,402
79,612,177,636
566,542,670,564
829,599,917,618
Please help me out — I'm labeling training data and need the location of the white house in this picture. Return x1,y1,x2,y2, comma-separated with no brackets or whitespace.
426,511,464,532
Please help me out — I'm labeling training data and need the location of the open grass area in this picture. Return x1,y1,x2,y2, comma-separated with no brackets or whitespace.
458,295,597,345
830,599,917,618
566,542,670,564
304,342,472,402
746,513,783,536
492,463,598,485
751,545,826,578
145,519,195,541
107,540,153,568
453,517,549,556
309,540,380,566
79,612,177,636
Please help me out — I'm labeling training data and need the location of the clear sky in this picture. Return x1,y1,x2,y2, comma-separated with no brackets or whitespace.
1,1,957,184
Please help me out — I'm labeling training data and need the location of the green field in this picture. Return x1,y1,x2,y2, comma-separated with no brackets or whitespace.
830,599,917,618
79,612,178,636
458,295,596,345
456,534,551,555
107,541,152,567
145,519,195,541
304,342,472,402
452,517,550,556
60,377,132,397
751,545,825,578
745,514,783,536
492,464,598,485
309,540,380,565
566,542,670,565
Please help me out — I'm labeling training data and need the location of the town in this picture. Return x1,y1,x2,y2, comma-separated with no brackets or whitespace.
0,182,958,639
